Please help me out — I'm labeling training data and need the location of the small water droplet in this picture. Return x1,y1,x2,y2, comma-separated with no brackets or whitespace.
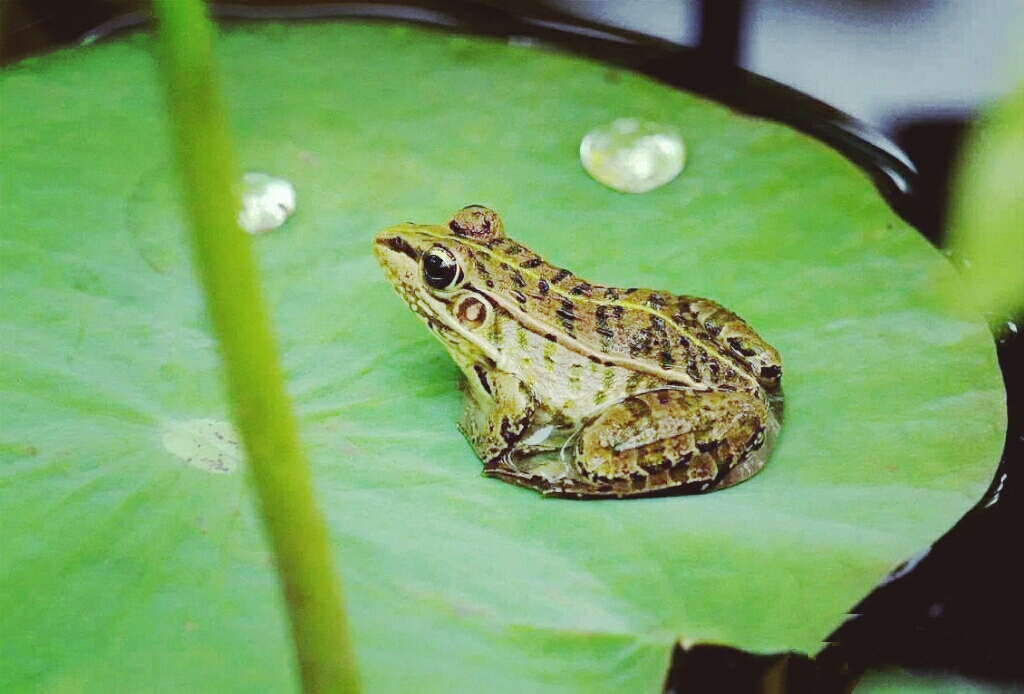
238,172,296,234
580,118,685,193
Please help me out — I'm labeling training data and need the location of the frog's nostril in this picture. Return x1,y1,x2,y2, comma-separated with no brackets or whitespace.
379,235,420,261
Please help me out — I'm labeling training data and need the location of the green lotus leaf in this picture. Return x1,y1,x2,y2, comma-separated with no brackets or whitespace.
0,22,1005,693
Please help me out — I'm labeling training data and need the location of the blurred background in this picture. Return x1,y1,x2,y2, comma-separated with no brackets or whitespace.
7,0,1024,132
4,0,1023,244
559,0,1024,133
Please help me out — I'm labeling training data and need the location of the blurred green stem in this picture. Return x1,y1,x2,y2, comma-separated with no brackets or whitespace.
946,83,1024,324
151,2,359,692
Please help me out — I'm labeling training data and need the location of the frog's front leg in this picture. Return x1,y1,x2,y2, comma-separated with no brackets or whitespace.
572,388,776,496
457,368,538,463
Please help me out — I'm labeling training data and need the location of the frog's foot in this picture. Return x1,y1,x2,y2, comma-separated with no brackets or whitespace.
482,450,641,499
480,420,580,493
573,388,778,496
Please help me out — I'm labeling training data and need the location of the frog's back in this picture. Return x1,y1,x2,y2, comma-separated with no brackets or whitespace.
463,235,781,393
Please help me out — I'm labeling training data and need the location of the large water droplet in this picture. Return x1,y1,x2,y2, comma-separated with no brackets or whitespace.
580,118,685,193
238,172,296,234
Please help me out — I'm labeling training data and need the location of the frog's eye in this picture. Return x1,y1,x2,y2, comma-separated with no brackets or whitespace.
422,246,464,291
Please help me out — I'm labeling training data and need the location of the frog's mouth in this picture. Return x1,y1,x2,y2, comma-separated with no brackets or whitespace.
373,230,425,302
372,230,422,284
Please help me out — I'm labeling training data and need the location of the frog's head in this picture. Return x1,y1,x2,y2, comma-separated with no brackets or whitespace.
374,206,508,369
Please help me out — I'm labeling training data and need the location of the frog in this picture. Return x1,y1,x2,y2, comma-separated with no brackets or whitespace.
373,206,782,498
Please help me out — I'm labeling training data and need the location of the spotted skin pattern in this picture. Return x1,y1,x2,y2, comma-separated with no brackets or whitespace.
374,207,782,498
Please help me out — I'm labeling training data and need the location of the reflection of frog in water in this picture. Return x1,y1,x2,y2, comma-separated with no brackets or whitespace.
374,206,782,498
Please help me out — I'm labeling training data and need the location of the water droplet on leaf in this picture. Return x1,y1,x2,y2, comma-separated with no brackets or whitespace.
238,172,296,234
580,118,685,193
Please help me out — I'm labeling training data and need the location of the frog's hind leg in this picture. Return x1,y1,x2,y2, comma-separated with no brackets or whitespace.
574,388,776,496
